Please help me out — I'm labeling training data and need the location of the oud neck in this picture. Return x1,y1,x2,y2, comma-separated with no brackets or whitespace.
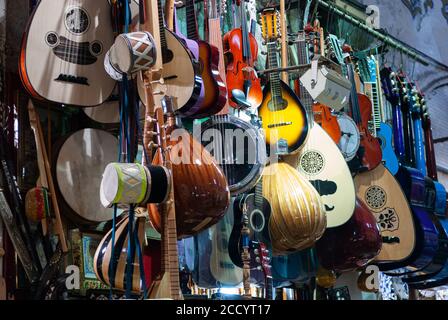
186,0,199,40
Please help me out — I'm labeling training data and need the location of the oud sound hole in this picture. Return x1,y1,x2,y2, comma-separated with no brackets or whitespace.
45,32,59,47
90,41,103,56
65,7,90,34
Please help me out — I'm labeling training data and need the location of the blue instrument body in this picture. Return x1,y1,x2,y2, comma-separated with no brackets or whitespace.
404,217,448,289
379,68,439,274
377,122,399,175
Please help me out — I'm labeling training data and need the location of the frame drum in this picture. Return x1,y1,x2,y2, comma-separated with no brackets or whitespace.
200,115,266,196
55,129,118,224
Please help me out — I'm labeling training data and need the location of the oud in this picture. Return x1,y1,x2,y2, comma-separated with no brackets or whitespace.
20,0,115,106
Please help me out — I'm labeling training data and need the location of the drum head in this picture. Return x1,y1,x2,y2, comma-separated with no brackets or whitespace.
201,115,266,195
55,129,119,224
111,35,133,74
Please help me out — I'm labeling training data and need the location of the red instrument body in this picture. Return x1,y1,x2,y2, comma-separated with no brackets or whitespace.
312,103,342,143
353,93,383,171
194,40,228,117
316,198,382,273
223,1,262,109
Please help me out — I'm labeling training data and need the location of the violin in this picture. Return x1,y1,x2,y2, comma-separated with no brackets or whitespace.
223,0,262,109
343,45,382,172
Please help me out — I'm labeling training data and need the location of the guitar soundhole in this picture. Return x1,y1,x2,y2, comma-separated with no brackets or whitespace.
267,98,288,111
45,32,59,47
250,210,265,233
65,7,90,35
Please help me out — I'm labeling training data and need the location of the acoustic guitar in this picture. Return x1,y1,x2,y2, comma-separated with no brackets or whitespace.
20,0,115,106
210,205,243,287
258,8,309,154
183,0,227,118
229,179,271,269
294,29,356,228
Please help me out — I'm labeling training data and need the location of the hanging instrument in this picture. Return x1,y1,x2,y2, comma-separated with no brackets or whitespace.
53,128,119,225
20,0,115,106
262,162,326,254
380,68,438,274
93,211,147,293
343,45,382,172
316,198,382,273
137,0,203,116
182,0,227,118
223,0,263,109
364,56,399,175
258,8,309,155
200,114,266,196
294,26,356,228
148,99,230,239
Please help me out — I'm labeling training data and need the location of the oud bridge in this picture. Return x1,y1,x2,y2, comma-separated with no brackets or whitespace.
46,33,102,66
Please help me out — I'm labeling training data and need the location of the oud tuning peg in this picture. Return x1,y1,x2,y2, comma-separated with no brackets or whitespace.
147,131,159,137
147,141,159,149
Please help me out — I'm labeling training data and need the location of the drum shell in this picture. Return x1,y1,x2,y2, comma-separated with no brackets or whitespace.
200,114,266,196
100,162,171,207
109,31,156,75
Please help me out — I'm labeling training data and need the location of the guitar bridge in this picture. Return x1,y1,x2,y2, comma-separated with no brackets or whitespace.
55,74,89,86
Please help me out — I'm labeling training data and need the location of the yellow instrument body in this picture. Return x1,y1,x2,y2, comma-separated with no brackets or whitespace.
262,162,326,254
258,79,308,154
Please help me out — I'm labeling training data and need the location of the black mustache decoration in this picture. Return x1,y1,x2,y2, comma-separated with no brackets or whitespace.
310,180,338,212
